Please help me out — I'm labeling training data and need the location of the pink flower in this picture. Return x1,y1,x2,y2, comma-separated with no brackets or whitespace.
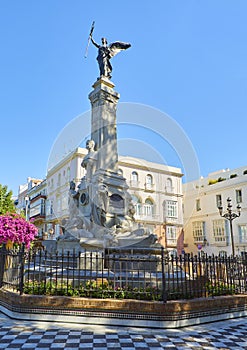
0,213,38,248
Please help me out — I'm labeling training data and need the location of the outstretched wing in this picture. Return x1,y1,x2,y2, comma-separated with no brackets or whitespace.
109,41,131,58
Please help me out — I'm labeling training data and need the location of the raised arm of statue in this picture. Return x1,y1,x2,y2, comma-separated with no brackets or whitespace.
91,36,100,49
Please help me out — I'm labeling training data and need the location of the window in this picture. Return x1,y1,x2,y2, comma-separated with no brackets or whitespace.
56,196,61,213
143,198,154,217
213,220,226,243
46,200,52,215
57,173,61,186
61,194,67,211
29,199,42,218
166,200,177,218
40,198,45,216
196,199,201,211
67,167,70,180
216,194,222,208
239,225,247,244
132,195,142,216
131,171,138,181
145,174,153,189
166,178,173,192
131,171,139,187
236,189,242,204
192,221,205,243
166,226,177,246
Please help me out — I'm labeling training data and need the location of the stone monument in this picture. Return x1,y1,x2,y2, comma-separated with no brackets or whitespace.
58,31,157,251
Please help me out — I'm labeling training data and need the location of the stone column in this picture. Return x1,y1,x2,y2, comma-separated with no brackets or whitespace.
88,77,119,173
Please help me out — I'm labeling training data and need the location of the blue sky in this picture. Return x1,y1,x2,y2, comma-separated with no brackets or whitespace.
1,1,247,195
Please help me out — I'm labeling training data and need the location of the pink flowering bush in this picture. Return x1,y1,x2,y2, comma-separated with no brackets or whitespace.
0,213,38,248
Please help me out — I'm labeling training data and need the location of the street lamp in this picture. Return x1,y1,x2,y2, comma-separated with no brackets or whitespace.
218,197,241,256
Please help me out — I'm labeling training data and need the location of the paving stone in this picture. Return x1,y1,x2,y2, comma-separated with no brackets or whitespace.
0,312,247,349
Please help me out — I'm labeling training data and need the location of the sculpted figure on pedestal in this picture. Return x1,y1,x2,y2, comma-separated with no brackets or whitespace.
81,140,97,181
91,37,131,79
91,182,109,227
68,181,79,219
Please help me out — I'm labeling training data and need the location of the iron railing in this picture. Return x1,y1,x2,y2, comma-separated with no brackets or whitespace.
0,245,247,302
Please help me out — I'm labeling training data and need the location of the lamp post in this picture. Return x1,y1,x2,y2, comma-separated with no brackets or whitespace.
218,197,241,256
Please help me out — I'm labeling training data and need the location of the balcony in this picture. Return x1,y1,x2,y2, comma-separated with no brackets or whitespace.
134,204,157,221
30,192,47,203
144,183,155,192
129,180,140,189
193,237,208,247
164,217,178,225
166,239,177,247
29,207,46,220
165,186,175,194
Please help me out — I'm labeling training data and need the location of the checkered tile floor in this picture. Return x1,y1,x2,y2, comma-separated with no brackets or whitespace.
0,313,247,349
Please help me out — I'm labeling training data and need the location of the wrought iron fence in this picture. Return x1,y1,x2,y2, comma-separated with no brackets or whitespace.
0,244,247,302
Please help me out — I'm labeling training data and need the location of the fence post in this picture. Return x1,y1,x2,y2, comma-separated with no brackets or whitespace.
161,247,167,303
19,243,25,295
0,244,7,288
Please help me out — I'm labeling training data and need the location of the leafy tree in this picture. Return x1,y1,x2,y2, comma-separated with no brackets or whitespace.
0,184,16,215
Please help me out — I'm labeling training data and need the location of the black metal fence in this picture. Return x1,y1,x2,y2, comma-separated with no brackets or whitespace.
0,244,247,302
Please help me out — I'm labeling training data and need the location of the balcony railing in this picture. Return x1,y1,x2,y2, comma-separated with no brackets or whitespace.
165,186,175,194
134,204,157,220
144,183,155,191
129,180,140,188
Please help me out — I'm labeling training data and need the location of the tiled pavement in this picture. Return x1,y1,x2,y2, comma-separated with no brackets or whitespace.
0,312,247,349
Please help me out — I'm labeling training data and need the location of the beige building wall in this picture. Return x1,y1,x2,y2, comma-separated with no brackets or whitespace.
183,166,247,256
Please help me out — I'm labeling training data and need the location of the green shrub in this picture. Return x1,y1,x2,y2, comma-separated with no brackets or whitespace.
23,279,162,301
206,282,237,296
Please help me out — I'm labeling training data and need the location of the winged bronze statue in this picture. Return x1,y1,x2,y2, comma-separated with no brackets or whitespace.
91,36,131,79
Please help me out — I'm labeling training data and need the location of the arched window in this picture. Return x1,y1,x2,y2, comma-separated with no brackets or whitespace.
56,195,61,214
131,171,139,187
145,174,153,189
166,178,173,192
57,173,61,186
67,167,70,181
143,198,154,217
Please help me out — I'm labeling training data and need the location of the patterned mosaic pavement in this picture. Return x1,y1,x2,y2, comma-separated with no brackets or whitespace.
0,312,247,349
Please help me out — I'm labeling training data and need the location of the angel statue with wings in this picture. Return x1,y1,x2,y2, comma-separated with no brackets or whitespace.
90,36,131,79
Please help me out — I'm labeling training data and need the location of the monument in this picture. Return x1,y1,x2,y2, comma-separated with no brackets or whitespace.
58,27,157,251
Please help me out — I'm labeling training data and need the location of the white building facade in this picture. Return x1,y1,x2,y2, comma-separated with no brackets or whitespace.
20,148,184,252
183,166,247,256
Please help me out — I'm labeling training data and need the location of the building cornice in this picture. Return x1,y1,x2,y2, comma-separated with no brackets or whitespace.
118,158,183,177
47,148,86,178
